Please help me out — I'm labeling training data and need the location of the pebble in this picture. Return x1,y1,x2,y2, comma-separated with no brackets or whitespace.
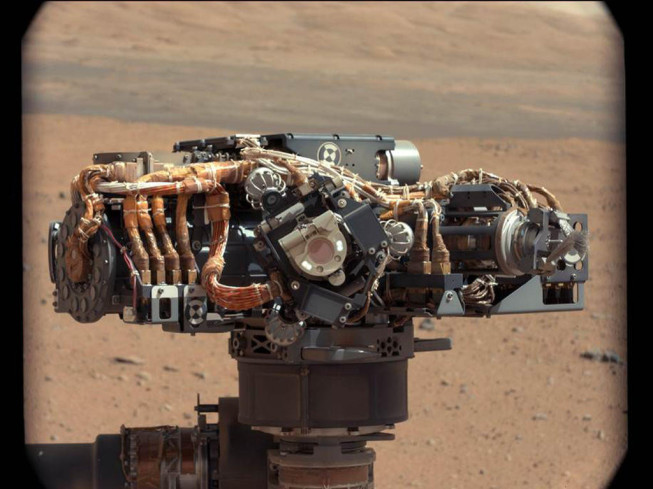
426,438,436,446
40,298,47,305
532,413,548,421
50,435,58,441
505,454,512,461
193,371,208,380
183,412,193,420
163,365,179,372
117,374,129,382
459,384,468,394
597,430,606,440
44,375,53,382
58,191,66,199
136,371,152,381
114,356,145,365
441,379,450,386
419,319,435,331
547,376,554,386
512,326,524,333
582,414,592,421
163,403,173,412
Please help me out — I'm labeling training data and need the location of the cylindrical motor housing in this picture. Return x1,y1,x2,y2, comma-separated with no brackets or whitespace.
376,140,422,184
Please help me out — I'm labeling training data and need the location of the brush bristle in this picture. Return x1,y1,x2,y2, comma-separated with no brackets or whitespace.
571,230,589,257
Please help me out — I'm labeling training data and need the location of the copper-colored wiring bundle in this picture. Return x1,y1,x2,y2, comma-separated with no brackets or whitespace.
200,188,282,310
137,195,165,284
151,196,181,284
64,144,563,314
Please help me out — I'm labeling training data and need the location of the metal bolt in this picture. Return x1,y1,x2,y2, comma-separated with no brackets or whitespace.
445,291,454,303
191,240,202,251
291,281,300,290
344,303,352,310
337,198,347,208
368,248,376,255
570,273,577,281
381,240,388,248
339,316,347,324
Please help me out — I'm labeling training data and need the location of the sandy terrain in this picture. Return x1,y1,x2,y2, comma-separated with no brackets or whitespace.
22,1,623,141
22,2,626,489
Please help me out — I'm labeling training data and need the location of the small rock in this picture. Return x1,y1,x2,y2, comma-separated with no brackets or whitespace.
459,384,468,394
533,413,548,421
479,469,485,475
44,375,53,382
590,312,612,320
58,191,66,199
183,412,193,420
419,319,435,331
117,374,129,382
136,371,152,381
40,298,47,305
50,435,58,441
602,350,623,364
580,348,624,364
512,326,524,333
515,434,523,440
163,403,173,412
114,356,145,365
91,371,106,380
547,376,554,386
193,371,208,380
505,454,512,461
136,380,144,386
440,379,450,386
582,414,592,421
597,429,606,440
163,365,179,372
426,438,436,446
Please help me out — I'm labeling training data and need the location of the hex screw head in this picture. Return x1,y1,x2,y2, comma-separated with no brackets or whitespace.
291,281,300,290
337,198,347,208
